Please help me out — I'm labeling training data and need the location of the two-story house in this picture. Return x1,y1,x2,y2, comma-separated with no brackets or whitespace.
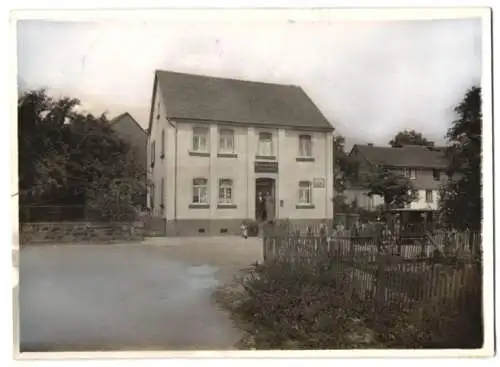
344,144,450,223
147,70,335,236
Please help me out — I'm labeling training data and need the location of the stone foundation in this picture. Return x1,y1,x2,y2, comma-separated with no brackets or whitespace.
20,221,145,245
164,218,332,237
166,219,244,236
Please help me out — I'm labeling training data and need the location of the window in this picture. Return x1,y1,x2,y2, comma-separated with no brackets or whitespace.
298,181,312,204
161,129,165,158
193,127,209,152
402,168,416,179
218,179,233,203
219,129,235,153
299,134,312,157
160,178,165,209
433,169,440,181
258,132,273,157
425,189,433,203
150,140,156,166
156,102,160,119
192,178,208,204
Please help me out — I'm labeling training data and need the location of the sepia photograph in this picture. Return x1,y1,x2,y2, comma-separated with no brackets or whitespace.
11,7,493,359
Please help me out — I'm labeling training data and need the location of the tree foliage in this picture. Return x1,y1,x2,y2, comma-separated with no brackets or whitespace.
333,134,359,193
17,89,146,219
367,166,418,210
439,86,482,231
389,129,434,148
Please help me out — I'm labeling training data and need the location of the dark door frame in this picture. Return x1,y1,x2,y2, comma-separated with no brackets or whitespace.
255,177,276,222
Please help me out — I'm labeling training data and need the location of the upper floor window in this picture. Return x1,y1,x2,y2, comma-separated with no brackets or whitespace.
218,178,233,204
258,132,273,157
156,102,160,120
433,169,440,181
298,134,312,157
219,128,235,153
298,181,312,205
192,178,208,204
402,168,416,180
161,129,165,158
150,140,156,167
193,127,209,153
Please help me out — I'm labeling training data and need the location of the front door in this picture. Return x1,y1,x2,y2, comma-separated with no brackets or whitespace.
255,178,275,222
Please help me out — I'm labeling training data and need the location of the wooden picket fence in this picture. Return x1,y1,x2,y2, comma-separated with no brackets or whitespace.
263,229,482,318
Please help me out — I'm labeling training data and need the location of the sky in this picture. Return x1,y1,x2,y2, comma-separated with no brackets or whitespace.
16,16,482,148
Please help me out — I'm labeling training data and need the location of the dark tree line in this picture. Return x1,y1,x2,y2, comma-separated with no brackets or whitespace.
439,86,482,231
17,89,146,220
389,129,435,148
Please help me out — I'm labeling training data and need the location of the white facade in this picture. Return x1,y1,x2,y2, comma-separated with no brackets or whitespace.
406,189,440,210
343,188,384,211
343,187,441,212
147,88,334,235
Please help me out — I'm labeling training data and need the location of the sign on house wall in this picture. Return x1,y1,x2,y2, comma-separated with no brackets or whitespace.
255,161,279,173
313,177,325,188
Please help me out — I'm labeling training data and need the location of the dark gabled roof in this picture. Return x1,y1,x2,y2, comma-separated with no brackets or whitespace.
110,112,146,135
148,70,333,133
350,144,449,169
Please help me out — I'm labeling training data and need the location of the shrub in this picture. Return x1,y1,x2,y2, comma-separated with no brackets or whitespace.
217,251,483,349
243,220,259,237
224,261,382,349
364,264,483,348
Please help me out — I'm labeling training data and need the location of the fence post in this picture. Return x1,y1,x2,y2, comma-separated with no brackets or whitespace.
374,226,386,317
349,231,355,265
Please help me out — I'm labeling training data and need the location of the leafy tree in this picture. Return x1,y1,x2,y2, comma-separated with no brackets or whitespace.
389,129,434,148
17,89,80,203
333,134,359,193
333,194,351,213
17,89,146,220
439,86,482,231
367,166,418,210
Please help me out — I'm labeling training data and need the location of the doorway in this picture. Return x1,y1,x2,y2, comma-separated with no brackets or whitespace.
255,178,276,222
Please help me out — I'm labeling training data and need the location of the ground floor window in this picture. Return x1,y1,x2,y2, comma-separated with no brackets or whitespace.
425,189,433,203
192,178,208,204
298,181,312,204
218,178,233,203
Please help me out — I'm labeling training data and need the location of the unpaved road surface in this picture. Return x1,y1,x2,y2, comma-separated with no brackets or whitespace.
18,236,262,352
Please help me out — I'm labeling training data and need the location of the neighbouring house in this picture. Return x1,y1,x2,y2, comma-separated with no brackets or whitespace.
147,70,335,236
110,112,147,164
345,143,451,226
110,112,148,208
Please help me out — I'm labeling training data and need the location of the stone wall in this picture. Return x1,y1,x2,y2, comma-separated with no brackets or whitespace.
20,221,145,245
139,215,166,237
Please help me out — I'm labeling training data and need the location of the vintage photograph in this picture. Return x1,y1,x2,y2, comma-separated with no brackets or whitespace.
13,9,491,356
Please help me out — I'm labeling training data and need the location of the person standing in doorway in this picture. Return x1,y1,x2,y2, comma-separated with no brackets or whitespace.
257,191,265,221
265,191,274,223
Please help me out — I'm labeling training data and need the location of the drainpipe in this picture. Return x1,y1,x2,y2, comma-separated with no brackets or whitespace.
174,123,178,235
